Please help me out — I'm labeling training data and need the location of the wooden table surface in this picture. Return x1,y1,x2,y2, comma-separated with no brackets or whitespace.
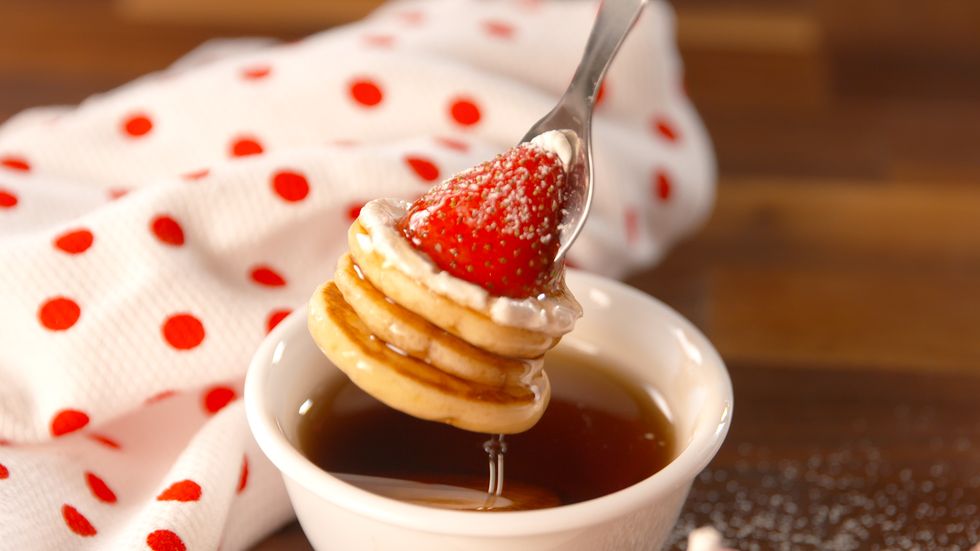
3,1,978,549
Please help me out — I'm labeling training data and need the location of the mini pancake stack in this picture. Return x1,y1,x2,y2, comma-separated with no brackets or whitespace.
309,220,567,434
308,136,578,434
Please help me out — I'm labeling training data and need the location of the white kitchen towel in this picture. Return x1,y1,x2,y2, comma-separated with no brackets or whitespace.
0,0,714,548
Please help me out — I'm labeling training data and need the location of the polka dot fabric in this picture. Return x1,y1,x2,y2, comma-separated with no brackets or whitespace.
0,1,713,549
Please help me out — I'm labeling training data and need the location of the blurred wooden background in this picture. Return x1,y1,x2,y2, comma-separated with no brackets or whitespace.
2,1,979,548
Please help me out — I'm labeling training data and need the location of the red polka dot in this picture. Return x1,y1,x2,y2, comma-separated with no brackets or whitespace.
449,97,482,126
0,463,8,479
237,455,249,493
595,81,607,106
625,208,639,243
62,504,97,537
241,65,271,80
146,390,176,404
349,79,384,107
266,309,291,333
51,409,89,436
157,479,202,502
405,156,440,182
181,168,209,181
107,188,130,200
0,189,17,208
203,386,236,414
87,433,121,449
122,113,153,138
1,156,30,172
0,439,10,446
654,169,672,201
271,170,310,202
331,139,358,147
483,20,515,38
151,215,185,246
346,202,365,222
54,228,94,255
39,297,81,331
397,10,424,25
435,137,469,152
363,34,394,47
85,472,118,504
230,136,264,157
652,116,679,142
147,530,186,551
162,314,205,351
250,265,287,287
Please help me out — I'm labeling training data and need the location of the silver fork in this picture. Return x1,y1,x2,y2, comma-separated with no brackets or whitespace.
520,0,648,263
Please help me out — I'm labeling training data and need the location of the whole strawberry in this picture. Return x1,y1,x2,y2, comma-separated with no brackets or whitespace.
398,142,569,298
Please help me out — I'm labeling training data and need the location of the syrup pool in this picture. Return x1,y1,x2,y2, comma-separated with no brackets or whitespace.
297,350,675,511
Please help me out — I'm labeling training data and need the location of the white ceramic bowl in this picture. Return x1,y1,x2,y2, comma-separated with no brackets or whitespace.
245,270,732,551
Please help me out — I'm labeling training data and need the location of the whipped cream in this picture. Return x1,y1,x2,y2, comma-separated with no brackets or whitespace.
529,130,573,171
357,198,581,337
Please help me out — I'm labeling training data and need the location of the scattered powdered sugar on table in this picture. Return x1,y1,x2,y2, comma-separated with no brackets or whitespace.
667,438,980,550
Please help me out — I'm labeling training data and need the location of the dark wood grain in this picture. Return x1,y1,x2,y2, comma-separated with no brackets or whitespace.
2,1,979,549
627,180,980,374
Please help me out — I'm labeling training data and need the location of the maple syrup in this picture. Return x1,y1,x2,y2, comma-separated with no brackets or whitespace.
297,350,675,511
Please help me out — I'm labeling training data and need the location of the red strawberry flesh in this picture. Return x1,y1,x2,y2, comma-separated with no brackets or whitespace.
397,142,568,298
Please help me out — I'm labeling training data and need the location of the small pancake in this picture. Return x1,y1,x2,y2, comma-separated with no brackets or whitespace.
333,252,535,387
308,281,550,434
347,221,559,359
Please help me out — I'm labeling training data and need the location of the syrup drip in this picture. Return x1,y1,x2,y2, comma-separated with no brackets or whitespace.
481,434,507,510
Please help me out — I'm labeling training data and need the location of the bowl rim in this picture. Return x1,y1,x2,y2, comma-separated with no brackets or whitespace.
245,269,733,537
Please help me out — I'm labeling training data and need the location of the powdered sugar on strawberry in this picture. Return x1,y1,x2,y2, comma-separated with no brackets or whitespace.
357,198,581,336
397,132,575,298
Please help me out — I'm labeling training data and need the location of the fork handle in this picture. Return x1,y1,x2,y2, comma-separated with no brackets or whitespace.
522,0,647,140
567,0,647,110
